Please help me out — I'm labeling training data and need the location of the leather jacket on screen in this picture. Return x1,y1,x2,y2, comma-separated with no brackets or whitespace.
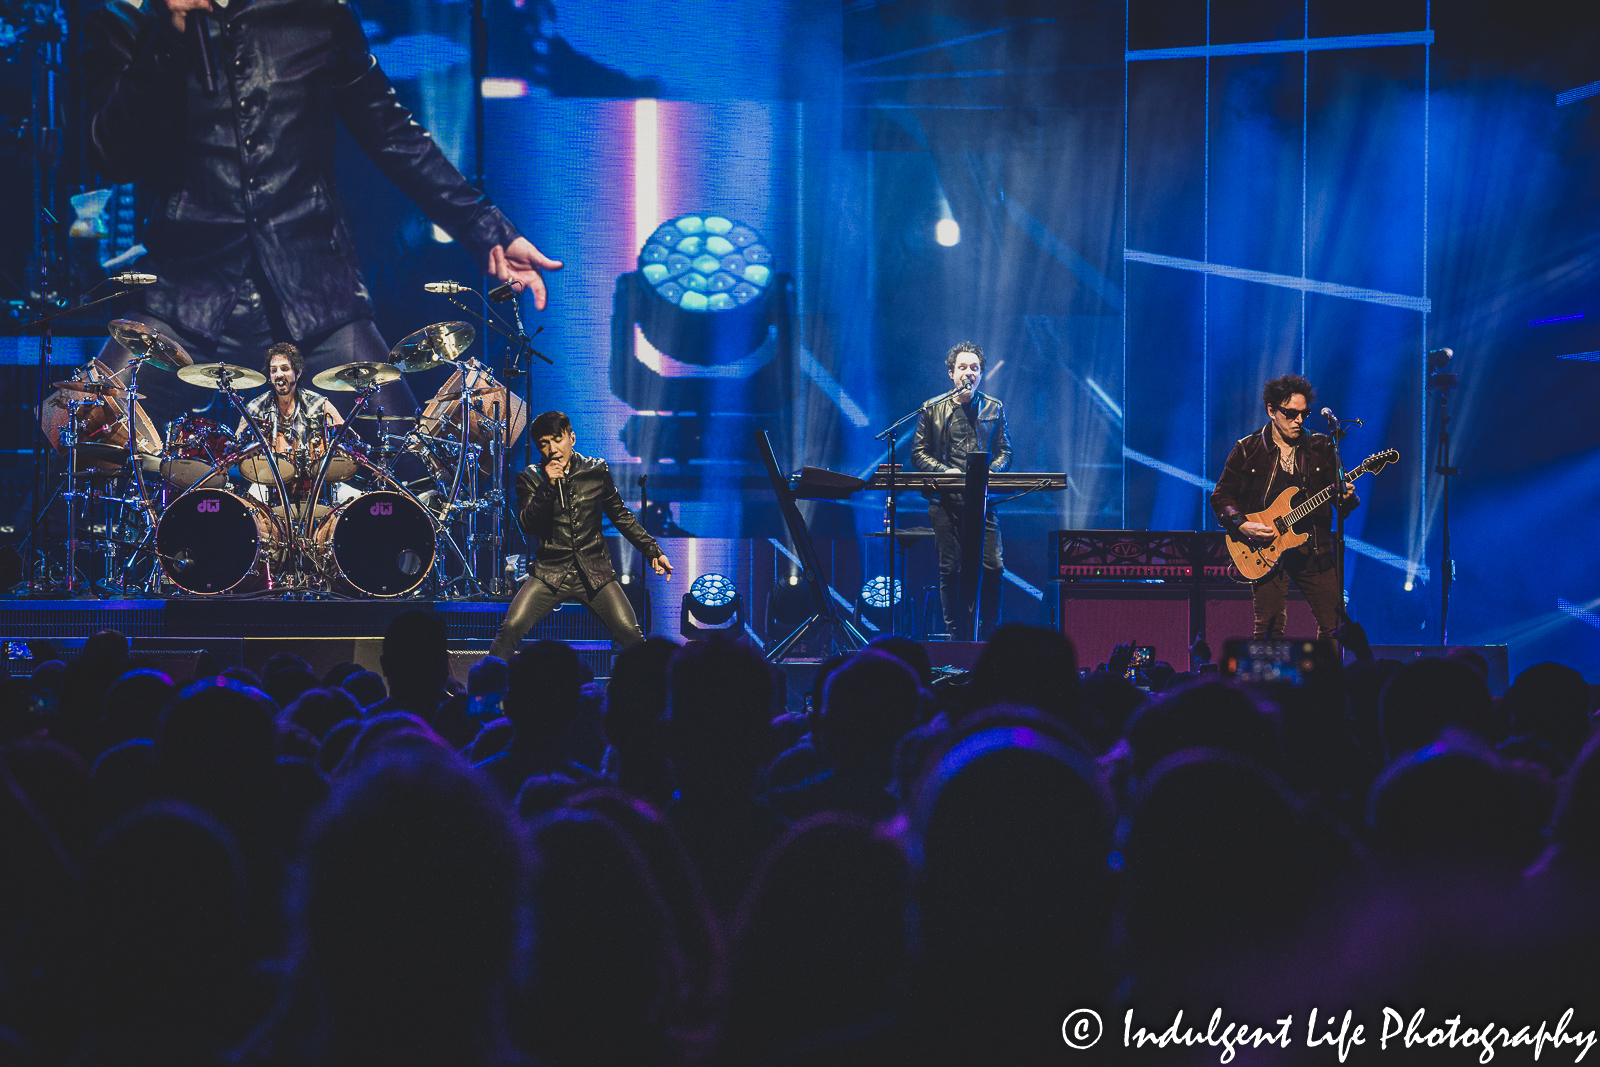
84,0,521,344
516,452,662,589
910,391,1012,501
1209,425,1359,559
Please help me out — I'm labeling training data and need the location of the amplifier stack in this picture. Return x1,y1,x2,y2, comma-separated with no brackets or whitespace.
1049,530,1315,669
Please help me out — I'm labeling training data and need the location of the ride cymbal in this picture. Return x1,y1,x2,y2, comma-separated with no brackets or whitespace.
176,363,268,390
311,361,402,391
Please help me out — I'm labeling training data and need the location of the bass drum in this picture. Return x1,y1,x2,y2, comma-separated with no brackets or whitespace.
312,490,434,597
156,487,284,594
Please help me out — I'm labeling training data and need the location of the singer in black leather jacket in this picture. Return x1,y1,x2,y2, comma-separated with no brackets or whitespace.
74,0,559,423
911,341,1011,638
489,412,671,660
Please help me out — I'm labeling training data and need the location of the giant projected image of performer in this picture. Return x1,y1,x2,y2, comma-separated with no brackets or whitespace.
912,341,1011,639
75,0,561,423
489,412,673,661
1210,374,1358,641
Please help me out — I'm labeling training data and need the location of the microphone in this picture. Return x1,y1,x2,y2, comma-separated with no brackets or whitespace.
557,477,568,512
110,272,157,286
191,12,218,94
488,281,519,303
1321,407,1364,428
424,281,465,294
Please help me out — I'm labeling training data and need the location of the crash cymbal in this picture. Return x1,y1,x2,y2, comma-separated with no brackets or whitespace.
108,319,194,372
352,412,415,422
176,362,268,390
390,322,474,372
311,361,401,391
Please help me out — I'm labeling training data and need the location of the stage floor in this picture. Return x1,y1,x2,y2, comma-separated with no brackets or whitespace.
0,597,616,683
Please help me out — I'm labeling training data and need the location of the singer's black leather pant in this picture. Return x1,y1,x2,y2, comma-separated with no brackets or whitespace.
489,568,645,661
91,272,416,427
929,499,1003,639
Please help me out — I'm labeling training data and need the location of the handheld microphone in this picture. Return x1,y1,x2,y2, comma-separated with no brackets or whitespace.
191,11,218,94
488,281,519,303
424,281,465,294
111,272,157,286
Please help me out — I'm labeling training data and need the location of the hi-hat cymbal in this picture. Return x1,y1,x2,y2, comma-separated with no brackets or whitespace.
311,361,402,391
352,412,415,422
109,319,194,372
177,362,268,390
432,383,503,402
390,322,474,372
50,379,144,399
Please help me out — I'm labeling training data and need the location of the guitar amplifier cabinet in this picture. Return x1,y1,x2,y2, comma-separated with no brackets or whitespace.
1203,586,1317,646
1054,583,1314,669
1054,585,1196,670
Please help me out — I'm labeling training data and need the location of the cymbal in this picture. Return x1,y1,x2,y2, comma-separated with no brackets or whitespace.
177,362,268,390
430,386,506,405
390,322,474,372
109,319,194,371
311,361,401,391
352,412,415,422
50,379,145,399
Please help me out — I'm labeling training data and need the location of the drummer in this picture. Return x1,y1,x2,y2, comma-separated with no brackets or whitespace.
239,342,343,464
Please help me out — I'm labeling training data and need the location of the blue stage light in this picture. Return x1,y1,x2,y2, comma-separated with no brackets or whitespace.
859,576,903,610
683,573,744,637
690,572,737,610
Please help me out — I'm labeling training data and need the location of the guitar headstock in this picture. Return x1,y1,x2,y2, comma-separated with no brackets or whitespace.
1360,448,1400,475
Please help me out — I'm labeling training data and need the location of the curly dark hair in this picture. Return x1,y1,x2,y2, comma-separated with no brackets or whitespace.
263,342,304,377
1262,373,1315,411
945,340,985,374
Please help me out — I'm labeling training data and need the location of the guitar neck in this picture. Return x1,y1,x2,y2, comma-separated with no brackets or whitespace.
1286,468,1362,526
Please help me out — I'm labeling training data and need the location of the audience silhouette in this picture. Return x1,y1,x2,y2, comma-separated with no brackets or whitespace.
0,619,1594,1063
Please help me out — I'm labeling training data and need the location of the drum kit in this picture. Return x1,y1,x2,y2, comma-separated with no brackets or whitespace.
41,318,524,599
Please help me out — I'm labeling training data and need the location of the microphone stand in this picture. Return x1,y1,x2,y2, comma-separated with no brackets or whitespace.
871,381,967,635
1323,411,1351,649
7,282,148,593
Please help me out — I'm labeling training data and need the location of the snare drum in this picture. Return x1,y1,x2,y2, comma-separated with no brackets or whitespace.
156,487,286,594
311,490,435,597
162,415,236,489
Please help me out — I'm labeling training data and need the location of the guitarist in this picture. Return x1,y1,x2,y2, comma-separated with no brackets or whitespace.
1210,374,1359,641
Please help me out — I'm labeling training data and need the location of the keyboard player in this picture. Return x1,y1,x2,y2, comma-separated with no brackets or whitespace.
911,341,1012,639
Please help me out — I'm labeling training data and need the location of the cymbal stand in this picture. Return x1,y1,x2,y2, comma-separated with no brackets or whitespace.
59,398,96,594
215,370,301,592
488,398,504,594
7,282,151,592
112,354,164,595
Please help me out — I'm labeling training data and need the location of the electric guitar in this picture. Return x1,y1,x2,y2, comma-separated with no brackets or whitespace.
1225,449,1400,580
